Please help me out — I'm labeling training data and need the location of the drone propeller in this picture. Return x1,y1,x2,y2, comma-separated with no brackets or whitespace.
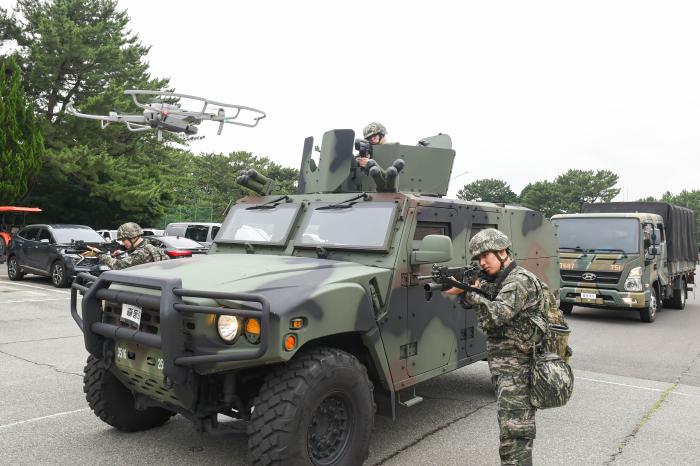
67,90,266,140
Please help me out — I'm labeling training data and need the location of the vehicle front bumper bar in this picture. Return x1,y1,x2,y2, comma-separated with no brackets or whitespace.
71,271,270,385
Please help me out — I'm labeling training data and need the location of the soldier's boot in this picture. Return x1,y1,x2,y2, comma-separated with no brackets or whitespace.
499,438,533,466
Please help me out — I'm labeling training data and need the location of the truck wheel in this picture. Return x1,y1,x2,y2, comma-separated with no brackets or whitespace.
51,261,71,288
671,279,687,310
248,347,375,466
83,355,175,431
560,303,573,315
7,256,24,281
640,287,659,323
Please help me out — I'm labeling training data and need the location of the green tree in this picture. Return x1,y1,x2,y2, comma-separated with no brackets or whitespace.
520,169,620,217
0,56,43,202
456,178,519,203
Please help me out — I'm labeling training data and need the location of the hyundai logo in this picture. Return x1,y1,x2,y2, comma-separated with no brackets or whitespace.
582,273,597,281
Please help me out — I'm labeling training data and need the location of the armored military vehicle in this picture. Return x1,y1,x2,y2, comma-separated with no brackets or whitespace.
71,130,559,465
553,202,698,323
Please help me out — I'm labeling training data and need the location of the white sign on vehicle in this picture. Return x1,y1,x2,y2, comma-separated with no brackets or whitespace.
121,303,143,327
580,292,597,300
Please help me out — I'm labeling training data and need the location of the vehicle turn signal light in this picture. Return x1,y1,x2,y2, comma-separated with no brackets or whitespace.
284,334,297,352
289,318,304,329
246,318,261,335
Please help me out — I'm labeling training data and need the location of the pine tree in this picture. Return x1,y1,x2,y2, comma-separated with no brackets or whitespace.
0,56,44,202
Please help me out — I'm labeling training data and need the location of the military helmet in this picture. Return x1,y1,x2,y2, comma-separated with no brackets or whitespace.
117,222,143,240
363,122,387,139
469,228,512,259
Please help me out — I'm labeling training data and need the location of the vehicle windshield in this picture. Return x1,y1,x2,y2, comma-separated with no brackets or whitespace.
53,227,106,244
216,203,300,245
552,218,639,254
295,202,396,250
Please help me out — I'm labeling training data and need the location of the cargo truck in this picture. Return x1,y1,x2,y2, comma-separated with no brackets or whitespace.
552,202,698,322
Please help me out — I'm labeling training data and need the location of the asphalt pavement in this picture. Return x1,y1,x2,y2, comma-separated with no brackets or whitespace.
1,264,699,465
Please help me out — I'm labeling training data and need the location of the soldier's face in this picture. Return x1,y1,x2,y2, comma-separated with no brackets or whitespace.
478,250,507,276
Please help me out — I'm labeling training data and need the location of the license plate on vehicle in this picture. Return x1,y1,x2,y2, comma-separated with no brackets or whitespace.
121,303,142,327
580,292,597,300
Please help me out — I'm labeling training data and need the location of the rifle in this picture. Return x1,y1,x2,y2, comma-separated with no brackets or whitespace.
417,264,494,299
70,240,124,256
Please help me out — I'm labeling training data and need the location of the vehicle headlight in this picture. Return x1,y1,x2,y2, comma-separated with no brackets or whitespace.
217,315,240,343
628,267,643,278
624,266,643,291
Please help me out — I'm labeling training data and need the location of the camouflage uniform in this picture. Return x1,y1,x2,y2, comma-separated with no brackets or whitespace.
98,222,168,270
463,229,545,466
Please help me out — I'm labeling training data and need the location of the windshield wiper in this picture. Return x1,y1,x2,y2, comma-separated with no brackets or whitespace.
245,195,290,210
588,248,628,257
316,193,369,210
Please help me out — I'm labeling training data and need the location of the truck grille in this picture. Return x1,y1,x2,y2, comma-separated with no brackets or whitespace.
560,270,622,285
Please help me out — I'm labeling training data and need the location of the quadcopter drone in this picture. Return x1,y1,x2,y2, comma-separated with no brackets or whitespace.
67,90,266,141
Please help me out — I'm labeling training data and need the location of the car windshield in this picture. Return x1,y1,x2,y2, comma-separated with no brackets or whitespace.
553,218,639,254
295,202,396,249
216,203,300,245
53,227,106,244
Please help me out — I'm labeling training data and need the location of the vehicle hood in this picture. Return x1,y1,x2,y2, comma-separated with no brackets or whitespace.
107,254,391,312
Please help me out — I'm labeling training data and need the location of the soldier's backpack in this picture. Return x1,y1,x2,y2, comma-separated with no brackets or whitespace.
529,278,574,410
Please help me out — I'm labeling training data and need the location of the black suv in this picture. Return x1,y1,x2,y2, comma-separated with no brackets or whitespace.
7,224,109,287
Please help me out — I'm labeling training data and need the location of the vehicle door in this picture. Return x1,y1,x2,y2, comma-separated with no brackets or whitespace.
405,206,464,377
14,227,40,268
32,228,55,272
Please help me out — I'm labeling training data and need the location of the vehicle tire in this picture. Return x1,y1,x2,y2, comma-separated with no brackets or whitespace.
0,237,6,264
671,279,687,310
248,347,375,466
83,355,175,431
560,303,574,315
640,286,659,323
50,261,71,288
7,255,24,281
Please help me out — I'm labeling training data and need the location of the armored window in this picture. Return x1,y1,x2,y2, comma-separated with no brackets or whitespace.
295,202,397,251
217,202,301,246
412,221,451,251
469,224,498,239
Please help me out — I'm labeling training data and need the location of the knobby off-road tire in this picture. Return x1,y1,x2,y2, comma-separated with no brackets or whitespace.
51,261,71,288
248,347,375,466
83,355,175,431
7,255,24,280
640,287,659,323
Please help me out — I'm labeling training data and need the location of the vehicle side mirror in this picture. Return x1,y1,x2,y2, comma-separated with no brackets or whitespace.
411,234,453,264
652,228,661,246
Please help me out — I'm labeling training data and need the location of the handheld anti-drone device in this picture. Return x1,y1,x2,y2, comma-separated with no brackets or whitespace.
67,90,266,141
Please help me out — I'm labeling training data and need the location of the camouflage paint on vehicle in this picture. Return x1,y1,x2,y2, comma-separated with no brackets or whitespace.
72,129,560,462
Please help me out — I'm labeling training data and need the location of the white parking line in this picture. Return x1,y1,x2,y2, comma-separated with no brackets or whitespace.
0,408,89,430
578,376,700,398
0,281,70,294
0,297,71,304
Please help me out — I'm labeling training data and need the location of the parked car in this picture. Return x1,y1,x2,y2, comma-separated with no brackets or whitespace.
145,235,209,258
96,229,118,241
142,228,164,237
7,224,110,287
163,222,221,246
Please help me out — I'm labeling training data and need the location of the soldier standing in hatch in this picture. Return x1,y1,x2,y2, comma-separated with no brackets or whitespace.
93,222,168,270
357,121,388,168
460,229,546,466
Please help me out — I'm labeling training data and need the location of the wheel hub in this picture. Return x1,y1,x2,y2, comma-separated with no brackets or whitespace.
307,393,352,465
53,265,62,284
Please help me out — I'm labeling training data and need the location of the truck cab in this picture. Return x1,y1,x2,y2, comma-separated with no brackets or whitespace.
552,202,698,323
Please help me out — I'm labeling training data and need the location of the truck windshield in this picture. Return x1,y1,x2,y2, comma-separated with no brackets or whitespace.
216,203,300,245
295,202,396,250
552,218,639,254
